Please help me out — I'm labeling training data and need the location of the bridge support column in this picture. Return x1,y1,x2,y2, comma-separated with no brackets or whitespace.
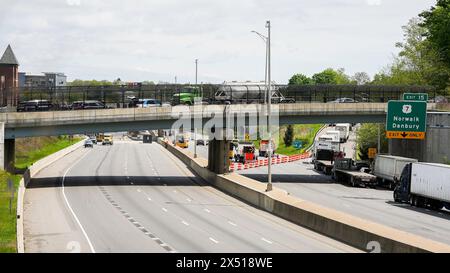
208,139,231,174
0,122,15,173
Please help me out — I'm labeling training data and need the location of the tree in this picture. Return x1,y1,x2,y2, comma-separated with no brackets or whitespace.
284,125,294,147
356,124,388,160
288,74,314,85
352,72,371,85
312,68,354,84
420,0,450,67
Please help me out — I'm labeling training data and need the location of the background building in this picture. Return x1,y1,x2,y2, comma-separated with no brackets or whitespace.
0,44,19,106
19,72,67,88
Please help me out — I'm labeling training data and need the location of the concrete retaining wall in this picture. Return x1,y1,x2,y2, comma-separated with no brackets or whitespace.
16,138,86,253
158,137,450,253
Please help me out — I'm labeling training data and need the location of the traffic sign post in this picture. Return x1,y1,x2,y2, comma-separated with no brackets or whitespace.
403,93,428,102
386,100,427,140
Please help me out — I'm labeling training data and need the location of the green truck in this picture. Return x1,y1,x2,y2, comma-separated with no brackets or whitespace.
171,86,203,105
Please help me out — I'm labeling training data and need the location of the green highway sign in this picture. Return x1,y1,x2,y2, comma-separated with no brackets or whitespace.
386,100,427,139
403,93,429,102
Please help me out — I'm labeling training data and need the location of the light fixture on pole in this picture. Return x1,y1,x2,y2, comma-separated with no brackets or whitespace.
194,59,198,158
252,21,273,192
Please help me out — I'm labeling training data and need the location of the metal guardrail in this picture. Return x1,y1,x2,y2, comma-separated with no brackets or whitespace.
0,84,440,111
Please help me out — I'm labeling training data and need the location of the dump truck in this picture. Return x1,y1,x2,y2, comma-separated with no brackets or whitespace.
394,163,450,211
332,158,377,187
373,155,418,189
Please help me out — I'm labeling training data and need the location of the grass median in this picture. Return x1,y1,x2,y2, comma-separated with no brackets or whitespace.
0,172,22,253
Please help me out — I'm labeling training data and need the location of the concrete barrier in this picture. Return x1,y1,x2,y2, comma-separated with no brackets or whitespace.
16,138,86,253
157,137,450,253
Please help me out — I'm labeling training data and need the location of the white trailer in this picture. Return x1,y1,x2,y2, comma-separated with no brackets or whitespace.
373,155,418,189
335,123,351,143
394,163,450,211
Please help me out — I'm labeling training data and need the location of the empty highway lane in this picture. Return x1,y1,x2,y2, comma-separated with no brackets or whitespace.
23,139,358,253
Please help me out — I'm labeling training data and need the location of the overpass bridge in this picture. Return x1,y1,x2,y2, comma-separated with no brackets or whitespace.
0,102,439,172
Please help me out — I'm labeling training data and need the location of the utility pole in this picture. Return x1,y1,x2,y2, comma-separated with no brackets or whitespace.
194,59,198,158
266,20,272,192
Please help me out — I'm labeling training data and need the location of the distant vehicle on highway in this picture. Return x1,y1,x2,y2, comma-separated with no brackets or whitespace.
335,123,351,143
328,98,358,103
17,100,53,112
175,133,189,148
373,155,418,189
259,139,276,157
96,133,105,143
102,134,113,145
71,100,108,110
234,142,256,163
87,135,97,144
84,139,94,148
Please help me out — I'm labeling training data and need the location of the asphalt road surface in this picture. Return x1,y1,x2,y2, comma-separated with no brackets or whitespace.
238,159,450,245
23,138,358,253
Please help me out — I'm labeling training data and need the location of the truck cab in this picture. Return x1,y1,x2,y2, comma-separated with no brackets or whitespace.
393,163,412,203
103,134,113,145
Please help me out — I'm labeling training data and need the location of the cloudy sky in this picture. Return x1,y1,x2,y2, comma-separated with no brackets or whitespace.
0,0,437,83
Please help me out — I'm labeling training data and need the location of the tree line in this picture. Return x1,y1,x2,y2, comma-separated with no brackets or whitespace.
289,1,449,95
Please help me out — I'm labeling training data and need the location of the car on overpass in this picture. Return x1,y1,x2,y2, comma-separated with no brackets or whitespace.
71,100,108,110
17,100,54,112
328,98,359,103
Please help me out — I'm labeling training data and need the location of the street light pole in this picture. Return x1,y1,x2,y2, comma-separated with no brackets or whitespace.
266,20,273,192
194,59,198,158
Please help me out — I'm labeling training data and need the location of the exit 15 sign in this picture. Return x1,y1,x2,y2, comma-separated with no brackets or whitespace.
403,93,429,102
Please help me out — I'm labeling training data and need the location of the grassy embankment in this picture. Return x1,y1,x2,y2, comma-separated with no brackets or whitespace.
254,124,324,156
0,136,81,253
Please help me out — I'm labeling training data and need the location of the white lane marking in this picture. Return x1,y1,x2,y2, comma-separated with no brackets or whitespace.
228,221,237,227
182,221,190,226
147,197,152,201
261,238,273,244
173,190,177,194
137,189,142,193
61,150,96,253
186,198,192,202
209,237,219,244
162,208,168,212
204,208,211,213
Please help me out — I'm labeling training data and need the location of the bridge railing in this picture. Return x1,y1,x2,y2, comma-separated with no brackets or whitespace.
0,84,440,111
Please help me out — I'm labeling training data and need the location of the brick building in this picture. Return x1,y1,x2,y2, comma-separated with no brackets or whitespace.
0,44,19,106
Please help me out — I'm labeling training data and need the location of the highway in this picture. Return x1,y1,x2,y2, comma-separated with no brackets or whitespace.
23,136,358,253
177,128,450,246
238,158,450,246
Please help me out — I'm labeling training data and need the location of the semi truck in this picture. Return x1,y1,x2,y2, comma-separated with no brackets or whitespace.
335,123,351,143
394,163,450,211
332,158,377,187
373,155,418,189
313,149,335,175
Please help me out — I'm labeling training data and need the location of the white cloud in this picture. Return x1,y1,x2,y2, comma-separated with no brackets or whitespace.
0,0,436,83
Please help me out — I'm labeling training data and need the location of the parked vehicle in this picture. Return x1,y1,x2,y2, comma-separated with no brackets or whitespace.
102,134,113,145
394,163,450,211
313,149,335,175
235,142,256,163
332,158,377,187
259,140,276,157
84,139,94,148
17,100,53,112
335,123,351,143
373,155,418,189
71,100,107,110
